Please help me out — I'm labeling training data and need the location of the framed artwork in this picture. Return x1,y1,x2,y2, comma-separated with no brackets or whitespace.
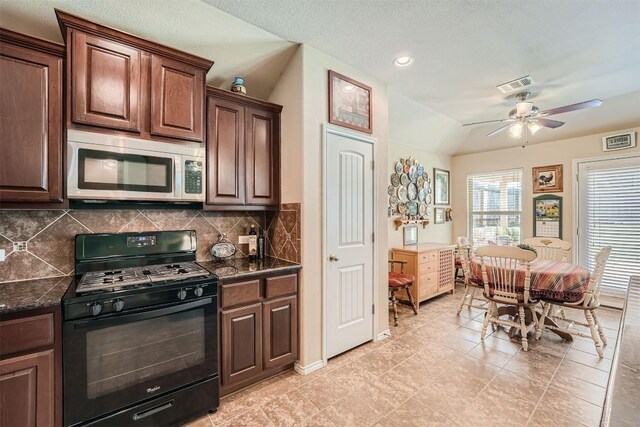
403,225,418,245
328,70,372,134
433,168,450,205
434,207,445,224
532,164,563,193
534,195,563,238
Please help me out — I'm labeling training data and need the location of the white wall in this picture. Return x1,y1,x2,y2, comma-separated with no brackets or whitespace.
451,127,640,260
299,45,389,367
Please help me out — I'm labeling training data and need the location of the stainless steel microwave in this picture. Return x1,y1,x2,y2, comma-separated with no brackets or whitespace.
67,130,205,202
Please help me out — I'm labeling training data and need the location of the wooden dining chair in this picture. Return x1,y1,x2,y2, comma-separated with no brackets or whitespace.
388,259,418,326
536,246,612,358
456,236,487,314
477,245,540,351
521,237,571,262
455,236,470,282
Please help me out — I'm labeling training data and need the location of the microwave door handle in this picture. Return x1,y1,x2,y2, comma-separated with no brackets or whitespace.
72,297,213,330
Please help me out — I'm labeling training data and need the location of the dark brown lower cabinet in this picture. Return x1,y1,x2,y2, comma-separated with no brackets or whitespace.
219,271,299,395
263,296,297,369
220,303,262,386
0,350,54,427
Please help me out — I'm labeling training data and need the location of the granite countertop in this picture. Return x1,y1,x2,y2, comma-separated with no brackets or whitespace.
0,276,73,315
198,257,301,281
601,275,640,426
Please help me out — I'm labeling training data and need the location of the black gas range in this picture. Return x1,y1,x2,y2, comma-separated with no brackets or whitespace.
62,230,219,427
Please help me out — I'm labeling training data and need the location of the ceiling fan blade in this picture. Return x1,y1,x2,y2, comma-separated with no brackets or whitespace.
536,118,565,128
486,123,513,137
462,119,515,127
538,99,602,117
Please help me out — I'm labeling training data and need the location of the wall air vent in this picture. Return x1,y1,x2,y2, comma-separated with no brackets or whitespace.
496,75,535,94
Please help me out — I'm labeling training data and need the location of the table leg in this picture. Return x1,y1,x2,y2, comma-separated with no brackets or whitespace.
494,305,573,342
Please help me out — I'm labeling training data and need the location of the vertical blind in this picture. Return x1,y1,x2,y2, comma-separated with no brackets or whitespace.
467,169,523,248
584,162,640,297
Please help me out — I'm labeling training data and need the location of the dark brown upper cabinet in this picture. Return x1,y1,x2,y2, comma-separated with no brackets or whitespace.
56,9,212,143
0,29,64,205
205,87,282,209
71,31,141,132
150,55,205,141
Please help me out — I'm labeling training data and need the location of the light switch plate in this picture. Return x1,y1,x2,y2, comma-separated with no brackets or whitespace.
238,235,250,244
0,249,4,262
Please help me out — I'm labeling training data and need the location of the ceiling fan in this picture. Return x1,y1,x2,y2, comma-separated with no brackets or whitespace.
463,92,603,139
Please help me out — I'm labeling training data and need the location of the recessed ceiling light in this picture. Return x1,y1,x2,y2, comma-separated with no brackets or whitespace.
343,84,355,92
393,56,413,67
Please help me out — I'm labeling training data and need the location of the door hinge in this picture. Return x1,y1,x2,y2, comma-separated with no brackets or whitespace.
372,232,375,243
371,160,375,170
372,304,375,315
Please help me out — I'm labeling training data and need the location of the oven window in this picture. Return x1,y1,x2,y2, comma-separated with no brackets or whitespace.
85,308,204,399
78,149,173,193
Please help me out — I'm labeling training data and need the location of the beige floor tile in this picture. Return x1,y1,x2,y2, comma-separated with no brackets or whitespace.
503,348,563,381
220,406,274,427
479,334,522,355
437,334,478,353
527,406,583,427
467,343,514,368
261,389,319,427
323,393,384,426
547,373,606,406
570,338,615,360
303,411,336,427
250,374,298,406
210,390,261,424
563,348,613,372
351,373,415,416
488,368,549,403
555,359,610,388
536,386,603,427
451,382,536,426
297,375,352,410
184,415,214,427
386,397,458,426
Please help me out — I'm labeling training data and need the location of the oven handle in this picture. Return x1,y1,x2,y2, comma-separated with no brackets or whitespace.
71,298,213,330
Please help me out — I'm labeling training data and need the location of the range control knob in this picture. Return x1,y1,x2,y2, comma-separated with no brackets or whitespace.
113,298,125,312
89,302,103,316
194,287,203,297
177,289,187,300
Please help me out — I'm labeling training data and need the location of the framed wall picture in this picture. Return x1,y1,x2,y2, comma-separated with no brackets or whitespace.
403,225,418,245
328,70,372,134
434,207,445,224
433,168,450,205
532,164,563,193
533,195,563,238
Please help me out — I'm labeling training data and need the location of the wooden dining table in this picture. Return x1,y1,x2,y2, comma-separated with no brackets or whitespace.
469,257,592,341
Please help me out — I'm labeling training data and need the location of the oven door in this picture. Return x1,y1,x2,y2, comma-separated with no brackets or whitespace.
67,140,180,201
63,297,217,426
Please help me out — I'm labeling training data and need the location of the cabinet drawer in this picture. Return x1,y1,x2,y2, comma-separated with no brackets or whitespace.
418,261,437,275
265,274,297,299
0,313,54,356
220,279,261,308
419,272,438,299
419,251,437,263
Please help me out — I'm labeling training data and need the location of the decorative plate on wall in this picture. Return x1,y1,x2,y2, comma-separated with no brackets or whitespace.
417,176,425,189
417,165,425,176
395,162,403,174
390,173,400,187
418,188,426,202
407,182,418,201
388,186,395,196
419,203,427,216
397,186,408,202
398,202,407,214
400,173,410,187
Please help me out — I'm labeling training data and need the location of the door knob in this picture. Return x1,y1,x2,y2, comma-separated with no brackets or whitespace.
329,255,339,262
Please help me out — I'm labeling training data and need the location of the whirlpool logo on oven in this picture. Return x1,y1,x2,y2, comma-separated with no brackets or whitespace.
146,386,161,394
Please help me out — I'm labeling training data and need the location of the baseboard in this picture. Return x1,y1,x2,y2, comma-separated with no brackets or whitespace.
294,359,326,375
376,329,391,341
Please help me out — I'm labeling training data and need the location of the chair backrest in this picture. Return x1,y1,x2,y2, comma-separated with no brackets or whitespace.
585,246,612,306
522,237,571,262
476,245,537,304
456,236,472,282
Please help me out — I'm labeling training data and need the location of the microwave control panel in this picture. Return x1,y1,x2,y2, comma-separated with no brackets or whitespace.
184,160,203,194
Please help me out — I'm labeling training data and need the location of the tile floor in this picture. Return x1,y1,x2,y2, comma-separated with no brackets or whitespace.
184,284,621,426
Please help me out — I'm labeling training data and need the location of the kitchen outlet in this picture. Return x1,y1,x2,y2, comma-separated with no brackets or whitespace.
238,235,250,244
0,249,5,262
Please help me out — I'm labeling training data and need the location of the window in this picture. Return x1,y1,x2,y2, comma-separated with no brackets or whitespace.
578,156,640,302
467,169,523,248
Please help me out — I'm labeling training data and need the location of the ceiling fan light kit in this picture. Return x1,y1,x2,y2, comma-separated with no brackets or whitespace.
463,90,603,145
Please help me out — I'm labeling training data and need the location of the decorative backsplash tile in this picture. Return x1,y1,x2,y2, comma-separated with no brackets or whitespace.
266,203,301,263
0,209,269,283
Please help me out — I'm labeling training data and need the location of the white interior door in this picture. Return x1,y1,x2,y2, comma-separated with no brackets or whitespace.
324,127,374,359
577,154,640,307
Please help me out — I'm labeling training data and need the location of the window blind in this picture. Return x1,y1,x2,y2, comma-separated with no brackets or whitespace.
585,164,640,297
467,169,523,248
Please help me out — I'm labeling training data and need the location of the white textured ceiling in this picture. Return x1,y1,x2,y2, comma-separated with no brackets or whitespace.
0,0,297,100
204,0,640,154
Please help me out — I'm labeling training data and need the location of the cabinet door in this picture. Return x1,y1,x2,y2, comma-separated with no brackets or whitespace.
438,249,455,292
206,97,245,205
0,350,54,427
71,31,141,132
245,107,279,205
0,41,63,203
150,55,204,142
262,296,298,369
220,303,262,386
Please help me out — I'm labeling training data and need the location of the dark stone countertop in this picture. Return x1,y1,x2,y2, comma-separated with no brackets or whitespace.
198,257,301,281
601,275,640,426
0,276,73,315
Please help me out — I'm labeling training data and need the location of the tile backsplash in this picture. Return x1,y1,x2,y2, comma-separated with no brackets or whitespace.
0,204,301,283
